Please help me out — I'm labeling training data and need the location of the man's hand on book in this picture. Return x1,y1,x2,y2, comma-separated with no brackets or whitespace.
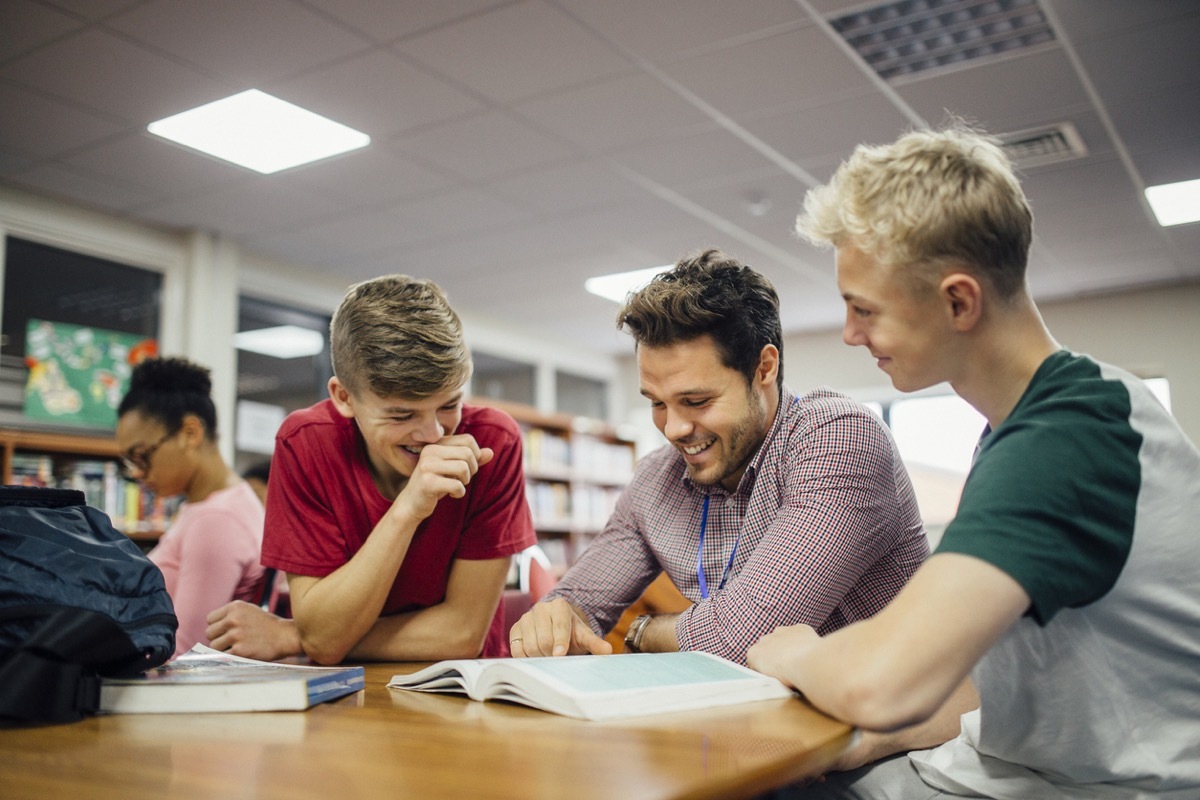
509,598,613,657
206,600,303,662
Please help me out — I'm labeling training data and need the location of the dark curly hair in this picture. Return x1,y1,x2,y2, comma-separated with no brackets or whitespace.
117,357,218,440
617,249,783,390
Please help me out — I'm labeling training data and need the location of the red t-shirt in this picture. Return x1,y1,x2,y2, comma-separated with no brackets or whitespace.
261,400,536,657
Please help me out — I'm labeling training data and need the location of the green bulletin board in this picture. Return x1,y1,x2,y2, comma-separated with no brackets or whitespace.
23,319,157,428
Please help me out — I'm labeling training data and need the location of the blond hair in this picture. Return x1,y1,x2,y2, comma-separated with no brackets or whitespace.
796,124,1033,298
329,275,471,399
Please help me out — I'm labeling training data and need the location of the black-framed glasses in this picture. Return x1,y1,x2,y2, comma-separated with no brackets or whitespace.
120,430,175,478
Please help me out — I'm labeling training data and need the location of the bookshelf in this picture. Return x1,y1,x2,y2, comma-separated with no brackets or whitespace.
0,428,167,546
470,398,636,573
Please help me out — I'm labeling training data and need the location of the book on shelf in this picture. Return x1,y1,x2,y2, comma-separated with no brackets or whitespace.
99,644,365,714
386,651,794,721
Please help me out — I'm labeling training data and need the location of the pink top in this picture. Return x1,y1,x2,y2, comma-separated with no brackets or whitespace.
149,481,266,657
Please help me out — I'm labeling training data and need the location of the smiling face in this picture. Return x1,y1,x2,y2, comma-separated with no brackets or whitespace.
836,243,952,393
638,334,778,492
328,377,465,497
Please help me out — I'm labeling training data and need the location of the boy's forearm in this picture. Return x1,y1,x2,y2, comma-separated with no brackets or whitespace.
290,510,421,663
347,604,489,661
826,678,977,773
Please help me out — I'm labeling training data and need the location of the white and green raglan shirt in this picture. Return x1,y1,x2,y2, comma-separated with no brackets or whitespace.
910,350,1200,799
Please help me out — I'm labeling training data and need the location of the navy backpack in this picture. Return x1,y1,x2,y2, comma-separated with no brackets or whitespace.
0,485,177,723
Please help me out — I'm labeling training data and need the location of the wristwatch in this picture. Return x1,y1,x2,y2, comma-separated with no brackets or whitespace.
623,614,652,653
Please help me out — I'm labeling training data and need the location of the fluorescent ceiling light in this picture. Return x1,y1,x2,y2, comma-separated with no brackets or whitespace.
147,89,369,174
235,325,326,359
1145,178,1200,227
585,265,671,304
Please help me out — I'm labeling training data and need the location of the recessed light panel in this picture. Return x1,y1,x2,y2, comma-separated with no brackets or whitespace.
148,90,369,174
830,0,1056,82
235,325,326,359
1145,179,1200,227
585,266,672,304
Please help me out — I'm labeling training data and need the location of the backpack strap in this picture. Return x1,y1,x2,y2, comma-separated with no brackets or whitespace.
0,606,140,723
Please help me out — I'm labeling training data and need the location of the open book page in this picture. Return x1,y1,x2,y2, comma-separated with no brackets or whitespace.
389,658,490,694
388,652,793,720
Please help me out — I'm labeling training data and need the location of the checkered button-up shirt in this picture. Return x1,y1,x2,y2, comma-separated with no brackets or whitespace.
547,385,928,664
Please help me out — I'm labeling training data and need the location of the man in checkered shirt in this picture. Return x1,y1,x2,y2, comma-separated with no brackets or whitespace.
509,248,929,665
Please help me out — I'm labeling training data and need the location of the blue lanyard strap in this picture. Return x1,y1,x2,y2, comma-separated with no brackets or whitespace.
696,495,742,600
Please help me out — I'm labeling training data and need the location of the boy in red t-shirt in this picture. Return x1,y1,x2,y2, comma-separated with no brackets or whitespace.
206,275,535,663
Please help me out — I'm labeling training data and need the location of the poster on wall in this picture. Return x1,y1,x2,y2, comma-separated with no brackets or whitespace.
23,319,157,428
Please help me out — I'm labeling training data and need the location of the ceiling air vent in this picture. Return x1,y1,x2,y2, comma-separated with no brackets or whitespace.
830,0,1056,83
998,122,1088,170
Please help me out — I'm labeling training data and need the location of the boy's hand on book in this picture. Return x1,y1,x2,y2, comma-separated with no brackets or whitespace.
508,598,613,657
746,622,820,689
393,434,495,522
206,600,303,662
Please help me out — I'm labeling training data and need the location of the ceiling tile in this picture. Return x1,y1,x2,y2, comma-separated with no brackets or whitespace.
0,81,126,159
896,47,1089,131
61,131,250,196
552,0,807,61
301,0,511,43
0,147,33,173
1068,10,1200,103
107,0,367,85
396,0,632,104
283,146,453,207
659,24,874,117
272,50,484,140
0,28,228,124
514,72,714,152
132,176,351,237
38,0,143,21
241,206,419,267
1046,0,1199,45
609,127,775,189
393,110,575,181
738,91,915,170
377,187,534,249
0,0,85,61
1104,93,1200,172
5,162,155,211
674,168,810,247
488,158,646,216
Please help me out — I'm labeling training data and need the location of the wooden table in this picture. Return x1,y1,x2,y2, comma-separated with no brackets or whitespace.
0,662,854,800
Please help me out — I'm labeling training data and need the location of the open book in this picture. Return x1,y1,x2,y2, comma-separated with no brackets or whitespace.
387,651,793,721
99,645,365,714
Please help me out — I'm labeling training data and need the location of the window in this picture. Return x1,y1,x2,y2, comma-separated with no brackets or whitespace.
881,376,1173,544
234,296,331,472
886,394,985,544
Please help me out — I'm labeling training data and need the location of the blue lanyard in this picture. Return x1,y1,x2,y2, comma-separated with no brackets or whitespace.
696,495,742,600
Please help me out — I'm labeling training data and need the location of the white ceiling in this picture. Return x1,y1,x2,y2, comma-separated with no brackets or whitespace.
2,0,1198,356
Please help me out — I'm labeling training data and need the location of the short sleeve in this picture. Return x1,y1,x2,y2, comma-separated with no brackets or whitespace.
937,393,1140,624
